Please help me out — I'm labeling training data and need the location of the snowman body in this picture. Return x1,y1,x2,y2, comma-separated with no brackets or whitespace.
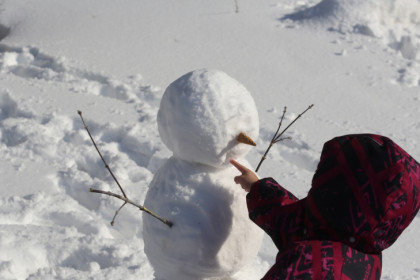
143,69,263,280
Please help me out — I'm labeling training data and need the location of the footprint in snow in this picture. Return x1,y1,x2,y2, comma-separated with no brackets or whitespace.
0,43,161,105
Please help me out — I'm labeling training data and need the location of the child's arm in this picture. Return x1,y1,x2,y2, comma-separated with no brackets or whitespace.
229,159,298,204
230,159,259,192
230,159,306,250
247,178,306,250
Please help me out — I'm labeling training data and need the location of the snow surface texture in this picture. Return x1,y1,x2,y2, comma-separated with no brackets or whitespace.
157,69,259,168
0,0,419,279
284,0,420,47
144,69,263,280
143,158,263,280
283,0,420,86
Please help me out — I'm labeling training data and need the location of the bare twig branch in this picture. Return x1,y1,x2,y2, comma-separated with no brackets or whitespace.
273,104,314,143
255,107,287,173
255,104,314,173
111,202,127,226
78,110,127,199
78,110,173,228
274,136,292,144
272,106,287,143
90,188,173,228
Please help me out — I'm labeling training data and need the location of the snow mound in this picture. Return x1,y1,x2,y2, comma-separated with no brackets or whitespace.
157,69,259,168
284,0,420,60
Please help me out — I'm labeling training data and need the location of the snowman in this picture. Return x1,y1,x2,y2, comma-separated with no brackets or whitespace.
143,69,264,280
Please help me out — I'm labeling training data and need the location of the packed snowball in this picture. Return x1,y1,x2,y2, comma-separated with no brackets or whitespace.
157,69,259,168
143,158,263,280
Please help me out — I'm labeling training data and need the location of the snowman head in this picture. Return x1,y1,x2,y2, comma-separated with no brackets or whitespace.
157,69,259,168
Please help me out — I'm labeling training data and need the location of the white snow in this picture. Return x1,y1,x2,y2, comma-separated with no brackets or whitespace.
0,0,419,279
144,69,263,279
157,69,259,168
283,0,420,83
143,158,263,280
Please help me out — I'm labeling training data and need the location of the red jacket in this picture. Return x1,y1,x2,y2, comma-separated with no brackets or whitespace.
247,134,420,279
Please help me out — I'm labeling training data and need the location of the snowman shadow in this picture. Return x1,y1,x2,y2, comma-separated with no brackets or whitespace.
217,137,238,159
166,161,235,255
193,170,234,258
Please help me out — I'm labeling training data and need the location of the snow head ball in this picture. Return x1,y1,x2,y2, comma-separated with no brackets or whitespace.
157,69,259,167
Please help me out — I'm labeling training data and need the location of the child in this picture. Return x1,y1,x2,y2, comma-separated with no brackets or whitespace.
231,134,420,279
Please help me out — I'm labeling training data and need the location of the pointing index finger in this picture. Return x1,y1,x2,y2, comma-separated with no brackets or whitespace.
229,159,249,174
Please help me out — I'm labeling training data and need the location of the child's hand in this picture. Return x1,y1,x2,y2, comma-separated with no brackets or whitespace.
230,159,258,192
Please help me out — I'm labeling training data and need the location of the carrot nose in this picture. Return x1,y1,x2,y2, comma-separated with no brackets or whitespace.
237,132,256,146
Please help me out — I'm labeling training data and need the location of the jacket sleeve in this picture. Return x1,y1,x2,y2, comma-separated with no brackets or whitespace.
261,240,382,280
246,178,306,250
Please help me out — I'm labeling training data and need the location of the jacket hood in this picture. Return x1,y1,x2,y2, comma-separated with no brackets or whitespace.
306,134,420,253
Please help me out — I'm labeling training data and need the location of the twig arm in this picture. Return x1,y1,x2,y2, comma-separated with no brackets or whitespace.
111,202,127,226
255,104,314,173
255,142,273,173
77,110,173,228
78,111,127,198
90,188,173,228
273,104,314,142
255,107,287,173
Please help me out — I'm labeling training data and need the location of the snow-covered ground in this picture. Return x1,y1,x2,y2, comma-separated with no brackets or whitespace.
0,0,419,279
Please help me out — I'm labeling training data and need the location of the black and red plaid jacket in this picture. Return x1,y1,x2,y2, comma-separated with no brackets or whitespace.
247,134,420,279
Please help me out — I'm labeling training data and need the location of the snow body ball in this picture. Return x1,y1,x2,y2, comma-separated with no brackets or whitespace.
143,158,263,280
143,69,263,280
157,69,259,168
